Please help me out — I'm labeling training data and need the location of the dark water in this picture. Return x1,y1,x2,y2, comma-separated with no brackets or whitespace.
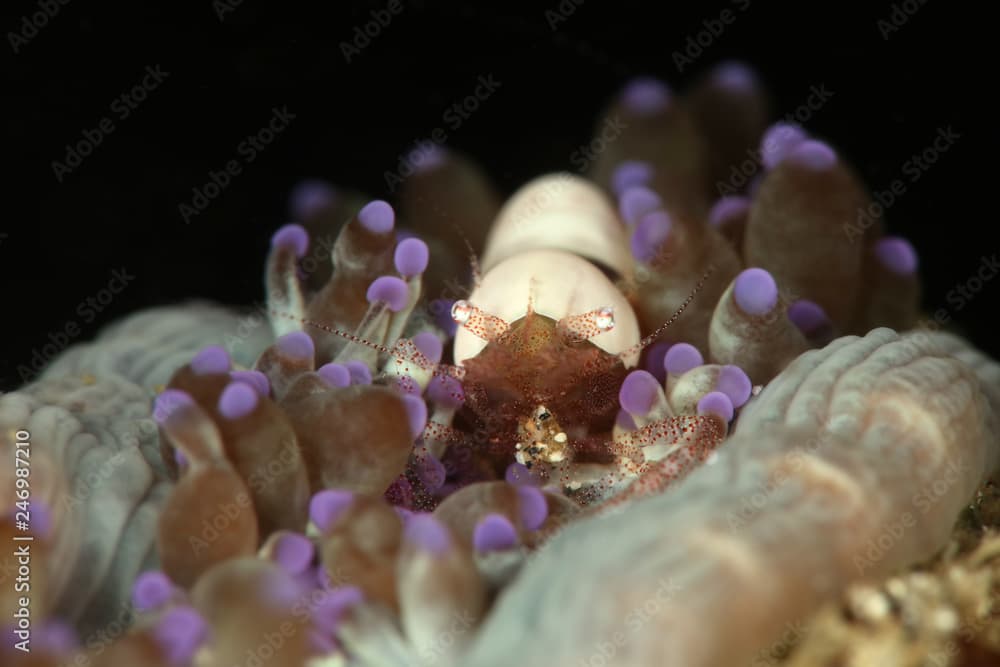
2,1,990,389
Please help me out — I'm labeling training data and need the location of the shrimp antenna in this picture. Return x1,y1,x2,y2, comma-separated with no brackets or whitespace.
619,264,717,361
269,310,393,355
450,222,483,290
273,309,467,381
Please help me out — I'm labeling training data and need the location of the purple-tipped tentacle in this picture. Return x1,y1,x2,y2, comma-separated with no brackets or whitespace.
733,268,778,316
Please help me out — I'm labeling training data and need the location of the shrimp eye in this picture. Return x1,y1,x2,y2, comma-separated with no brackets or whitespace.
451,300,473,324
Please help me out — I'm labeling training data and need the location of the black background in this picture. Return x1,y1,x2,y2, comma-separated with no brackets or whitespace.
2,1,993,389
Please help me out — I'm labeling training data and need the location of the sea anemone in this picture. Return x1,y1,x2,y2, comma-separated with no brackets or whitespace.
2,61,997,667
